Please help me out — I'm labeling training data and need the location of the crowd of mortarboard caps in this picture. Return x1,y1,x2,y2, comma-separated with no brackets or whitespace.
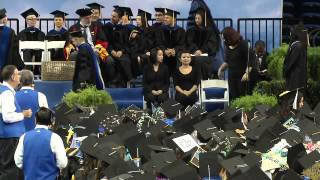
50,89,320,179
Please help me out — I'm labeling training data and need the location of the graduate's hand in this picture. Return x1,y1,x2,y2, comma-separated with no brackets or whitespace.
157,90,163,95
146,52,150,56
23,109,32,118
194,50,202,56
241,72,249,82
171,49,176,56
117,51,123,57
152,90,158,95
165,49,171,57
111,50,117,57
184,90,191,96
218,68,224,79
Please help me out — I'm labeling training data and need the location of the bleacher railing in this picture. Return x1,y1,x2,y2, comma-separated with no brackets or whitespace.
7,18,19,33
237,18,283,50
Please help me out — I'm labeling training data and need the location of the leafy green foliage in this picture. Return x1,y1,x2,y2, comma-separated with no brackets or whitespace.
231,92,277,112
254,80,285,96
266,44,288,80
63,86,113,108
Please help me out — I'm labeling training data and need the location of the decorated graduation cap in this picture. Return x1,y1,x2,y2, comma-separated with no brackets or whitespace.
155,7,166,14
86,2,105,10
50,10,68,19
137,9,152,21
0,8,6,19
75,8,92,17
161,99,183,119
21,8,39,19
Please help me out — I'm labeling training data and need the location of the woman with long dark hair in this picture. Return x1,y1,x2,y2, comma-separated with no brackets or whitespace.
218,27,254,101
186,7,219,80
143,48,170,109
174,49,200,108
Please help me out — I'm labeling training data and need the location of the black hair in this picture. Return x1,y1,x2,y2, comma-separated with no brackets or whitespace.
178,49,191,59
150,47,163,65
36,107,55,126
2,65,17,81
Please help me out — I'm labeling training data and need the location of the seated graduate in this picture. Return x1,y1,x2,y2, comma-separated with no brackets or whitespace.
18,8,45,75
103,6,133,87
69,30,105,91
143,48,170,110
128,9,153,77
14,107,68,180
46,10,69,61
155,8,186,76
186,7,219,80
86,2,105,28
146,8,165,52
174,49,200,108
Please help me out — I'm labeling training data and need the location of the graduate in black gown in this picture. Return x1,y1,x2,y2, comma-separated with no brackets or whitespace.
186,7,219,80
46,10,68,61
249,40,269,90
67,8,112,87
174,50,200,108
218,27,254,100
69,30,104,91
283,24,308,91
155,9,186,75
18,8,45,75
143,47,170,109
0,8,24,77
128,9,152,77
147,8,165,51
103,6,133,87
86,2,105,28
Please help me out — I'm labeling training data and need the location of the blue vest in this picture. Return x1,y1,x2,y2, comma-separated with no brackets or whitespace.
16,89,39,131
0,85,24,138
23,128,58,180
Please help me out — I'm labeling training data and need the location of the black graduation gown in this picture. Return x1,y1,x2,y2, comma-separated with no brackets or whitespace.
143,63,170,105
46,28,68,61
225,39,253,100
72,43,104,91
173,67,200,107
148,22,163,50
18,27,45,75
186,26,218,79
103,23,133,84
155,25,186,75
249,52,269,87
0,26,24,72
283,41,307,90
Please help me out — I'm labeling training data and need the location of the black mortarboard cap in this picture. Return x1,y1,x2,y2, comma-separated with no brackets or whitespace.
86,2,105,10
287,143,307,173
297,150,320,172
0,8,6,19
79,135,99,157
160,160,198,180
154,8,165,14
117,6,133,17
161,99,183,119
75,8,92,17
199,151,223,177
219,156,249,178
232,165,269,180
193,119,218,141
73,118,99,137
149,151,177,172
280,129,304,146
50,10,68,18
148,145,174,153
103,160,139,179
21,8,39,19
164,8,180,17
130,172,156,180
298,119,320,141
137,9,152,21
69,30,84,38
274,169,303,180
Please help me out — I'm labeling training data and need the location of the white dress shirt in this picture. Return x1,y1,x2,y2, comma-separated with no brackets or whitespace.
80,22,94,48
20,86,49,108
14,125,68,169
0,82,24,123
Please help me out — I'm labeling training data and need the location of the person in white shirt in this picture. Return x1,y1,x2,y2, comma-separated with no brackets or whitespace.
16,69,48,131
14,107,68,180
0,65,32,180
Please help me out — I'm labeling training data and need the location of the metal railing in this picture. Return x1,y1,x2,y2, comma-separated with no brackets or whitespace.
7,18,19,33
237,18,282,50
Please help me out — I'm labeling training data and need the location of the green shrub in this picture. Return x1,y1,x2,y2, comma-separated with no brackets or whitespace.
254,80,285,96
63,86,113,108
305,79,320,108
231,92,278,112
266,44,288,80
307,47,320,81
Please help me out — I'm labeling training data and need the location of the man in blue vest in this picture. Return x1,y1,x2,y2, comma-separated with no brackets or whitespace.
16,70,48,131
14,107,68,180
0,65,32,180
